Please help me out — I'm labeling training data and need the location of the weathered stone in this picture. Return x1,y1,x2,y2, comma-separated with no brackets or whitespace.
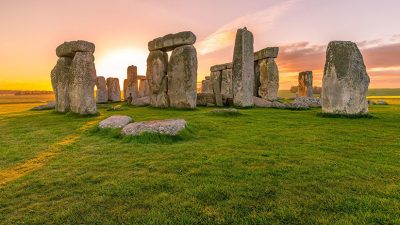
31,102,56,111
298,71,313,97
106,78,121,102
122,119,187,136
51,57,72,112
254,47,279,61
148,31,196,52
56,40,95,58
253,96,286,108
196,93,216,106
232,28,255,107
96,76,108,103
126,65,139,104
137,75,146,80
99,115,132,129
254,62,260,96
221,69,233,98
226,63,233,69
132,96,150,106
205,76,211,80
258,58,279,101
322,41,370,115
294,97,321,108
376,100,389,105
210,63,232,72
211,71,223,106
123,79,128,100
168,45,198,109
146,50,169,107
69,52,97,114
138,79,150,98
285,101,310,110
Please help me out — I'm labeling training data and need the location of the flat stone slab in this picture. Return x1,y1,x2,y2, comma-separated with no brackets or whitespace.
210,108,238,114
56,40,95,57
253,97,286,108
210,63,233,72
99,115,133,129
31,102,55,110
122,119,187,136
254,47,279,61
148,31,196,52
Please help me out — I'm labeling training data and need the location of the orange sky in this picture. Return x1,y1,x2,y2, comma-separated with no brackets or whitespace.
1,0,400,90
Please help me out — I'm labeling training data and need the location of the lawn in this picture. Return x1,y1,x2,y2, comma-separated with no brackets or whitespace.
0,101,400,224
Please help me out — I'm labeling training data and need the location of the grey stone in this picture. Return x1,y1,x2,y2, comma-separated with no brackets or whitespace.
196,93,215,106
148,31,196,52
146,50,169,107
376,100,389,105
232,27,255,107
56,40,95,58
322,41,370,115
210,63,232,72
106,78,121,102
96,76,108,103
285,101,310,110
294,97,321,108
168,45,198,109
51,57,72,112
133,96,150,106
254,47,279,61
253,96,286,108
138,79,150,98
99,115,132,129
210,108,238,114
221,69,233,98
298,71,313,97
254,62,260,96
126,65,139,104
69,52,97,114
211,71,223,106
258,58,279,101
122,119,187,136
31,102,56,110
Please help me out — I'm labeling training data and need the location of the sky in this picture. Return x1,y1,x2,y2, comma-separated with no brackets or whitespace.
0,0,400,90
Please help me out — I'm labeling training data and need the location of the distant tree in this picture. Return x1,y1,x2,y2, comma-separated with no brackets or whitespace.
290,86,298,93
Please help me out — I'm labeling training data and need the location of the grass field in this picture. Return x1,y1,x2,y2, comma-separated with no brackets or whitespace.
0,94,399,224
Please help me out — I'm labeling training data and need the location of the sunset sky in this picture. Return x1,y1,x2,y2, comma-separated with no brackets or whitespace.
1,0,400,90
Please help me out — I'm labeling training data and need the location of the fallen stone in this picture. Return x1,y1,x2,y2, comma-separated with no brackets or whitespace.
254,47,279,61
285,102,310,110
376,100,389,105
148,31,196,52
232,27,255,107
122,119,187,136
294,97,321,108
210,108,239,114
31,102,56,110
168,45,198,109
56,40,95,57
322,41,370,115
99,115,132,129
146,50,169,107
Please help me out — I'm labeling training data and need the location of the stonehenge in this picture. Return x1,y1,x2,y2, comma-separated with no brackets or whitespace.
322,41,370,115
51,40,97,114
124,65,139,104
256,47,279,101
138,75,150,98
298,71,313,97
232,27,255,107
96,76,108,103
146,31,198,108
106,77,121,102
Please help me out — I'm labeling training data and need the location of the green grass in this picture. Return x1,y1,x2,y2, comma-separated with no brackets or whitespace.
0,102,400,224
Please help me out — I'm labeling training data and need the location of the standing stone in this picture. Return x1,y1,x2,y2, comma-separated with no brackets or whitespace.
221,69,233,98
211,71,223,106
168,45,198,108
254,62,261,96
123,79,128,100
138,78,150,98
96,76,108,103
106,78,121,102
232,28,254,107
146,50,169,107
126,65,139,103
298,71,313,97
51,57,73,112
258,58,279,101
322,41,370,115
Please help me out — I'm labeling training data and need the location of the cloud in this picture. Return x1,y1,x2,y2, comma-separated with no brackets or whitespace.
196,0,301,55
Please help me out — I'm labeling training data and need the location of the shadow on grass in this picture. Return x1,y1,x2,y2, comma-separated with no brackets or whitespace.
89,124,195,144
316,112,376,119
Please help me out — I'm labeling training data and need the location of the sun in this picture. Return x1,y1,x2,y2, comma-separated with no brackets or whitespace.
96,48,148,86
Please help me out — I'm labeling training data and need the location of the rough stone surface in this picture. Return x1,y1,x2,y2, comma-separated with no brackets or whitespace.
68,52,97,114
254,47,279,61
294,97,321,108
133,96,150,106
210,63,232,72
232,28,255,107
258,58,279,101
146,50,169,107
196,93,216,106
285,102,310,110
122,119,187,136
298,71,313,97
51,57,72,112
138,79,150,98
221,69,233,98
56,40,95,58
253,97,286,108
96,76,108,103
168,45,198,109
106,78,121,102
31,102,56,110
322,41,370,115
148,31,196,52
125,65,139,103
254,62,261,96
99,115,132,129
211,71,223,106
